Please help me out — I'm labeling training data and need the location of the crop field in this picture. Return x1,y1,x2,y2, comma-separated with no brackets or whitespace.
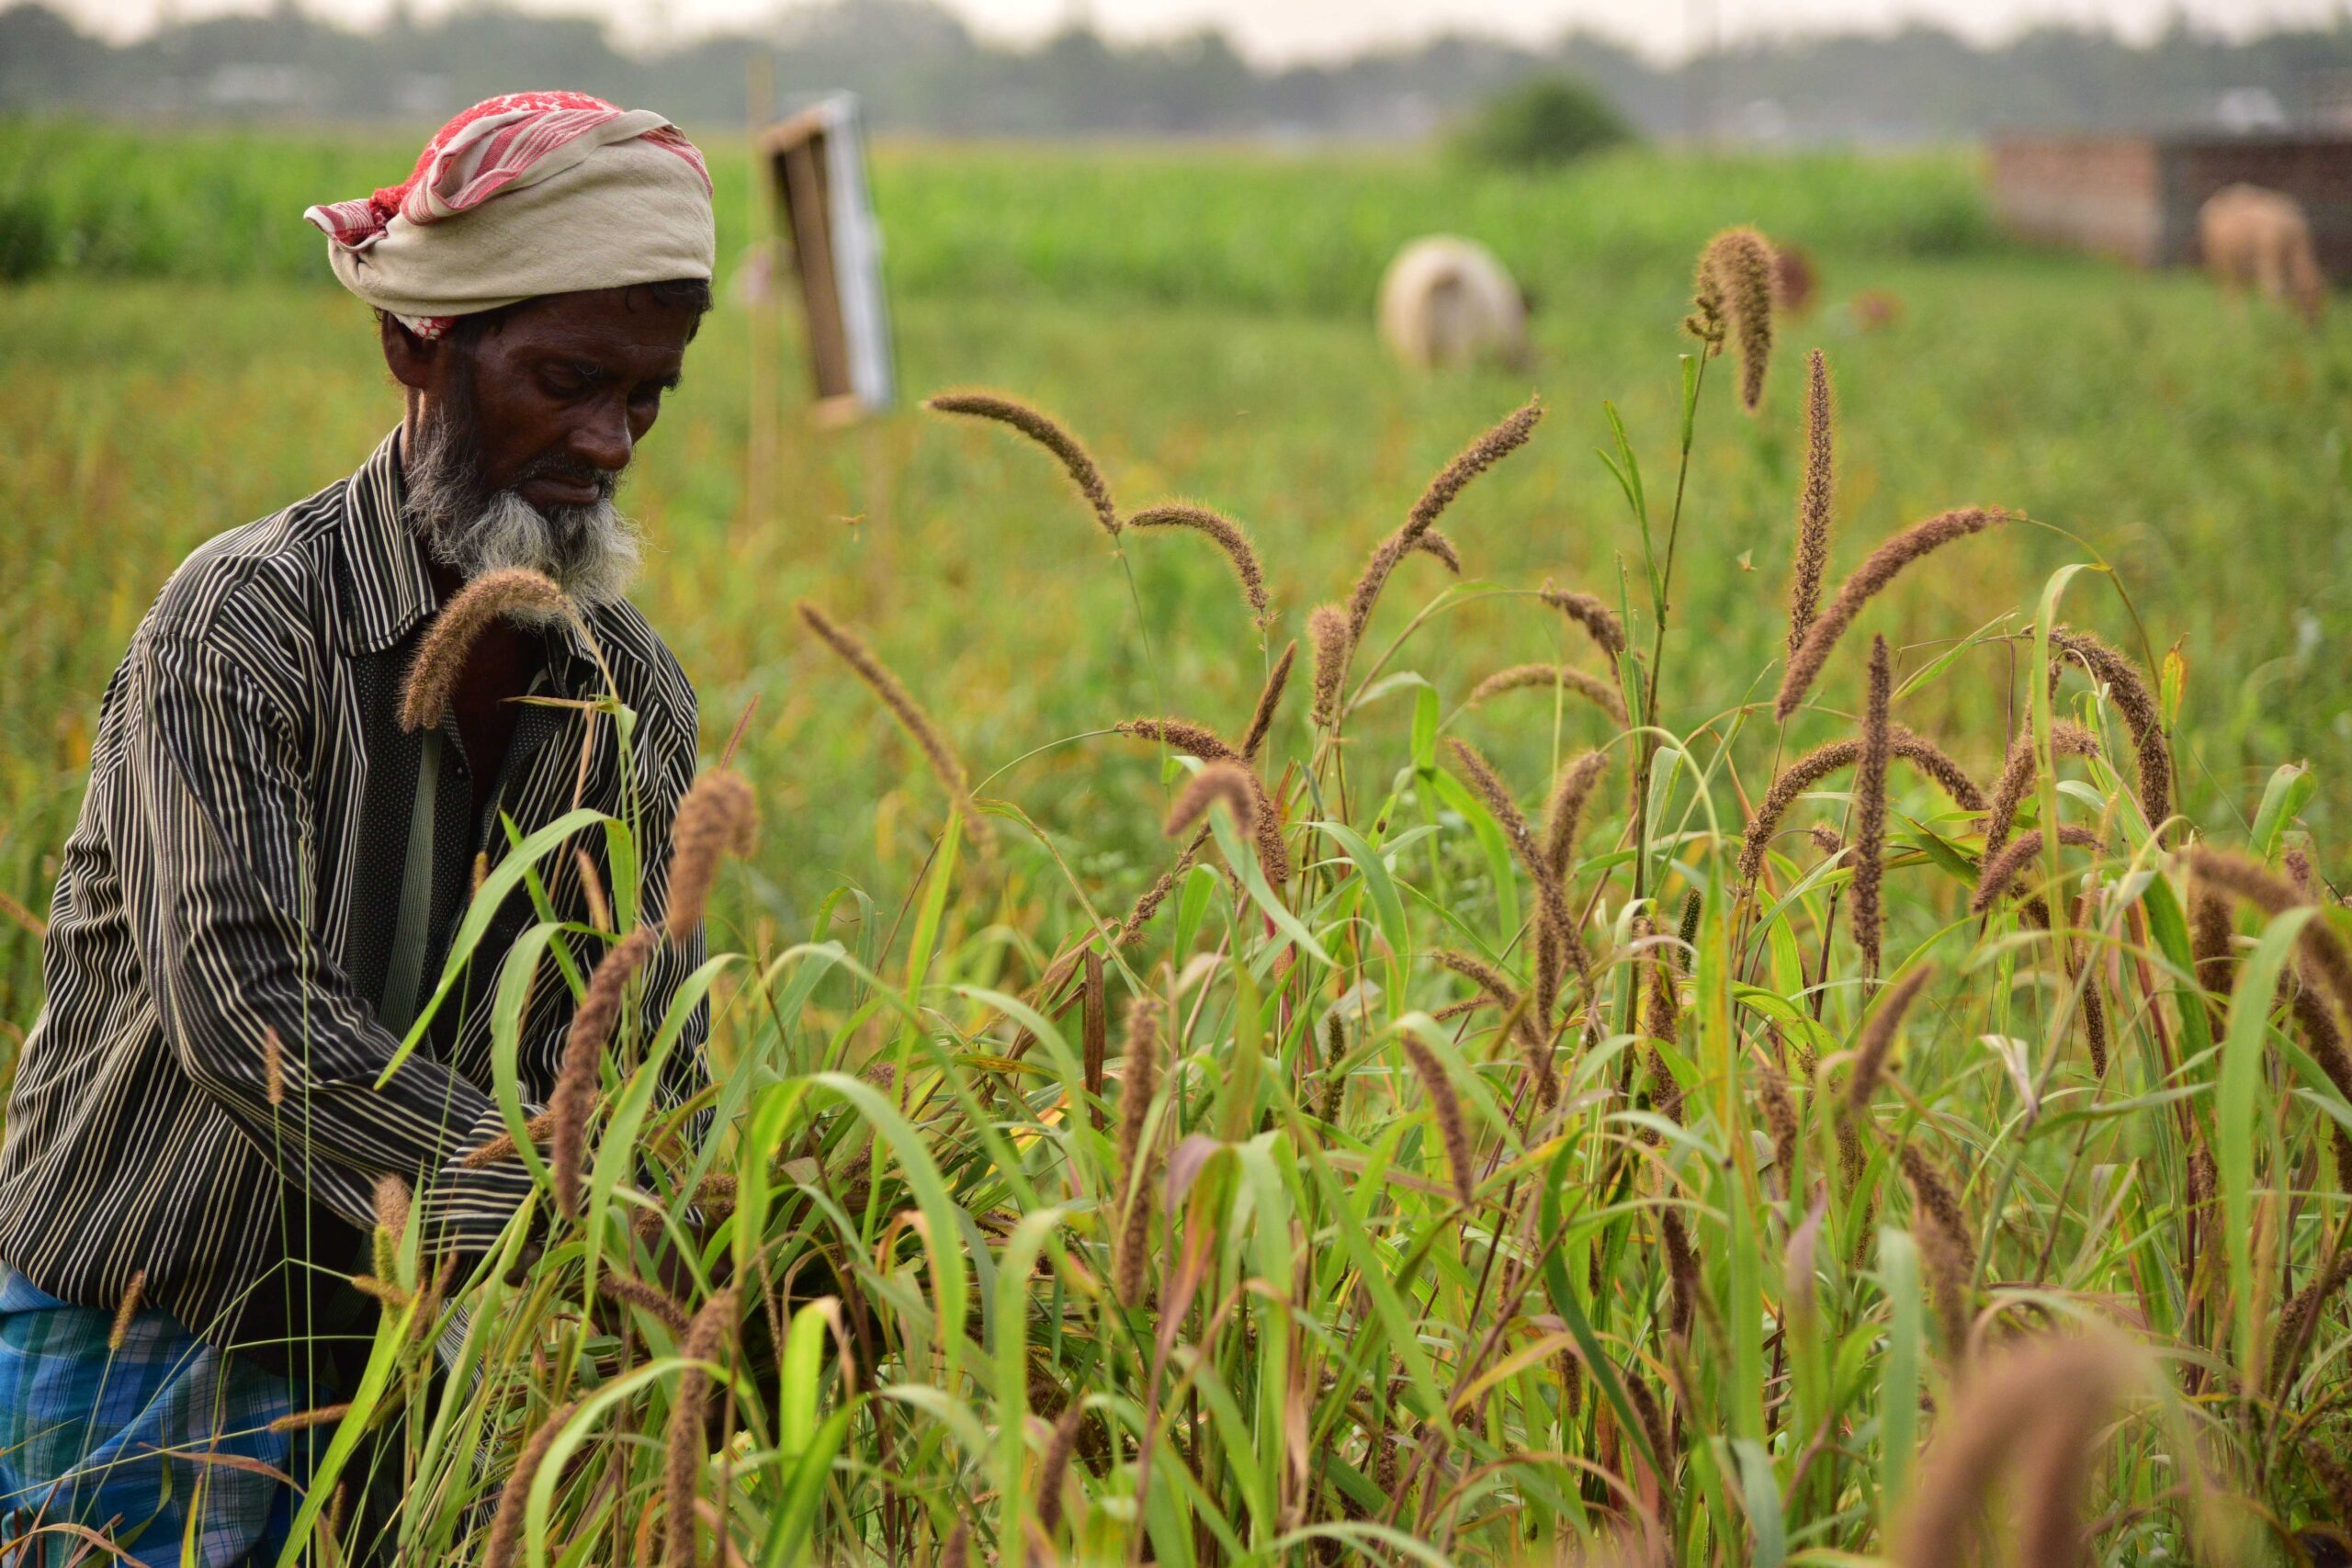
3,124,2352,1564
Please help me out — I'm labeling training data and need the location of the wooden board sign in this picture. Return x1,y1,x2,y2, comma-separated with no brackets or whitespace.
758,93,897,422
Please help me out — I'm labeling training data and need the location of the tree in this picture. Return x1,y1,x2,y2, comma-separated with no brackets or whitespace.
1452,75,1633,168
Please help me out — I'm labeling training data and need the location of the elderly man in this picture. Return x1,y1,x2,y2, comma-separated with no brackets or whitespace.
0,93,714,1562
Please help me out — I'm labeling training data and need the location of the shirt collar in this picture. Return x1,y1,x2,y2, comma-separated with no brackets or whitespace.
339,426,439,656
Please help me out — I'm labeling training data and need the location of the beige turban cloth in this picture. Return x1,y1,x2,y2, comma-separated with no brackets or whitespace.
304,91,715,337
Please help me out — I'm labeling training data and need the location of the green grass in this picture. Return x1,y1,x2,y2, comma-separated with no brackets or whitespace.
2,130,2351,1564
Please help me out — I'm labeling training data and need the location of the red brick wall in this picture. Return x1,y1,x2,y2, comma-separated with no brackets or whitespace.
1988,137,2165,266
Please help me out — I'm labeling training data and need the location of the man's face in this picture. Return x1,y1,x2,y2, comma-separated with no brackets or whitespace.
390,284,703,605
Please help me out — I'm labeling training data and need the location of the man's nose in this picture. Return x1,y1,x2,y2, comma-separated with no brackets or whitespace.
570,401,633,474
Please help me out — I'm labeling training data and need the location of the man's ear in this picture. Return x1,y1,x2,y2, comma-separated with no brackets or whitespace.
379,311,442,394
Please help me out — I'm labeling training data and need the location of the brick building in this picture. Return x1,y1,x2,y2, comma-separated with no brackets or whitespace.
1988,135,2352,279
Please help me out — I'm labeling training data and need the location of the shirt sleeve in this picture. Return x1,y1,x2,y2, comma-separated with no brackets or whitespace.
124,629,532,1250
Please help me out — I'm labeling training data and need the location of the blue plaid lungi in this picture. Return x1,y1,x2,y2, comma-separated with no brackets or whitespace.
0,1271,317,1566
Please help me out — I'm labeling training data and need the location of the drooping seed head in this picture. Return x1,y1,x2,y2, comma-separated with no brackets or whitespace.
664,769,759,945
665,1289,738,1568
1465,663,1627,725
1970,825,2104,916
1788,348,1835,653
552,926,657,1219
1738,728,1986,891
1775,508,2009,722
1344,399,1543,654
1126,501,1271,629
1307,605,1350,730
483,1400,577,1568
1845,963,1936,1118
1163,761,1258,840
2048,626,2173,833
1113,997,1163,1308
797,601,989,849
1689,228,1776,411
1239,641,1296,764
1983,722,2100,862
401,568,577,733
926,389,1120,540
1541,586,1627,661
1401,1032,1475,1207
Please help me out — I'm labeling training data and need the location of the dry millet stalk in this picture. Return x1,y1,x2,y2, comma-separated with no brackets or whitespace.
553,927,657,1219
1845,964,1937,1118
1896,1335,2130,1568
401,568,576,733
1239,641,1296,764
797,601,987,846
664,769,758,944
1853,636,1893,975
1788,348,1835,654
482,1400,576,1568
1464,662,1627,725
1540,586,1627,661
1687,227,1776,410
107,1269,146,1352
1969,825,2105,915
1344,398,1543,652
1162,761,1259,840
2049,626,2173,830
665,1289,737,1568
926,389,1120,540
1035,1399,1088,1534
1400,1032,1475,1207
1775,507,2009,722
1982,721,2101,863
1113,998,1163,1308
1127,502,1272,628
1738,728,1986,890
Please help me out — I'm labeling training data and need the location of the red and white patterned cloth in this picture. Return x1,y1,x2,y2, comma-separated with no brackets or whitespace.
305,91,714,337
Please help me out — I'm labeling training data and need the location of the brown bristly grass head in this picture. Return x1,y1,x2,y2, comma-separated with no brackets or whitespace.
1413,529,1463,574
1307,605,1349,730
663,768,758,945
1541,586,1627,661
1660,1205,1701,1338
1465,663,1627,725
262,1025,286,1109
2184,844,2352,1032
1163,761,1257,840
1788,348,1835,653
1984,721,2100,861
1239,640,1296,763
1970,824,2104,915
1113,996,1163,1308
665,1288,738,1568
1758,1065,1800,1186
1543,750,1611,882
373,1173,411,1245
2190,875,2233,1004
925,389,1120,541
1852,635,1893,974
1400,1032,1475,1207
797,601,989,849
1845,963,1935,1118
401,568,576,733
2272,1251,2352,1397
107,1268,146,1353
483,1400,577,1568
1343,398,1543,653
2048,626,2174,831
1687,228,1775,411
460,1106,558,1169
1775,507,2009,721
1126,502,1271,629
940,1519,971,1568
1898,1143,1977,1357
1115,717,1288,886
1738,728,1985,890
1895,1333,2133,1568
1432,948,1551,1104
552,926,657,1219
1447,739,1577,971
598,1268,691,1335
269,1401,356,1433
1035,1399,1087,1535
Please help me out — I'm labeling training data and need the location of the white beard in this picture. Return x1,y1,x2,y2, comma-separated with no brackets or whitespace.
434,487,644,611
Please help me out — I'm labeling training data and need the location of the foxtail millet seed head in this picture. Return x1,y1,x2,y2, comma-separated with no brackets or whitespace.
1239,641,1296,764
373,1173,411,1245
1845,963,1936,1119
1788,348,1835,654
1852,636,1894,975
1307,606,1349,730
664,1288,738,1568
1983,722,2100,862
1540,586,1627,661
1113,997,1163,1308
1433,948,1553,1108
1737,728,1986,891
1400,1032,1475,1208
926,389,1120,540
1447,739,1577,972
107,1269,146,1352
597,1268,691,1335
1688,228,1776,411
1163,761,1258,840
1757,1066,1800,1186
1542,750,1611,884
1465,663,1627,725
1035,1399,1088,1535
1660,1206,1701,1339
552,926,657,1219
401,568,576,733
1126,502,1272,629
2049,626,2172,831
1774,507,2009,722
2185,845,2352,1057
2271,1252,2352,1397
797,601,989,848
663,769,758,945
1969,825,2104,915
1413,529,1464,574
483,1400,577,1568
262,1025,285,1109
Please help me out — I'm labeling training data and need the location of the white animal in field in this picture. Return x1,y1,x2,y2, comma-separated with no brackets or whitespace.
2199,184,2327,327
1377,236,1532,371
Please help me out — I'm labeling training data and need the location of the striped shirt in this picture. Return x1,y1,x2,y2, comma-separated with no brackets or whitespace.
0,429,706,1363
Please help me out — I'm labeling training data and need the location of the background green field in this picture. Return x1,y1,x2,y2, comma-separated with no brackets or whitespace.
5,126,2347,1022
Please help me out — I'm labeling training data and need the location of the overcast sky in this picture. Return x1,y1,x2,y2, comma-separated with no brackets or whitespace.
56,0,2346,64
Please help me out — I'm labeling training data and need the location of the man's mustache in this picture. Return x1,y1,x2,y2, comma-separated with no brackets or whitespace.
514,450,620,502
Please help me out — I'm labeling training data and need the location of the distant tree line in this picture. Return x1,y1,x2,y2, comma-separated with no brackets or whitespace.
2,0,2349,143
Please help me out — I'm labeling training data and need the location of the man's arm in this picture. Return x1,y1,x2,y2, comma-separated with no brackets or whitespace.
124,629,530,1247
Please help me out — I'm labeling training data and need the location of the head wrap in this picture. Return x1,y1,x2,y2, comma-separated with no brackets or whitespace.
305,91,715,340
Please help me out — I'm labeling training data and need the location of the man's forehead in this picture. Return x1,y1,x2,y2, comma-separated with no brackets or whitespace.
492,288,699,364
